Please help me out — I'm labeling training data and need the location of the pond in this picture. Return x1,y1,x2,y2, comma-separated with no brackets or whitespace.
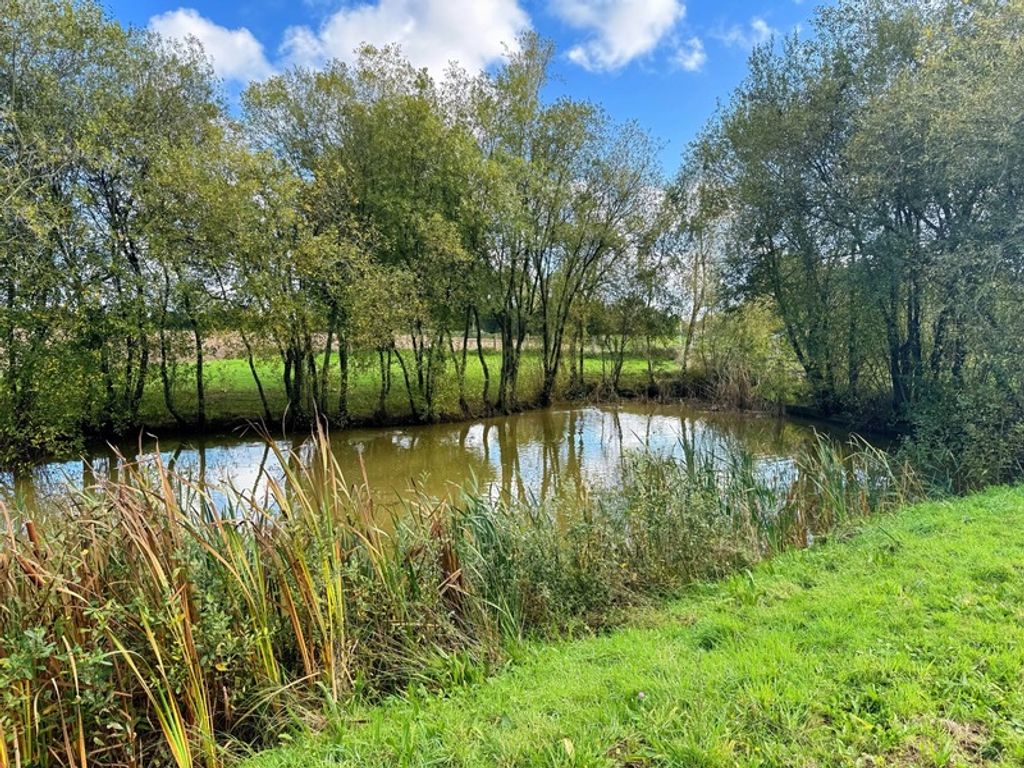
1,402,869,510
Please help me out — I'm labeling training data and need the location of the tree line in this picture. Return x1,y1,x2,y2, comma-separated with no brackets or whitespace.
4,0,1024,487
684,0,1024,487
1,1,684,463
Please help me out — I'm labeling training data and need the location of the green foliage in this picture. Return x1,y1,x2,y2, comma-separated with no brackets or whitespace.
244,485,1024,768
0,3,673,462
901,381,1024,494
0,432,907,765
683,0,1024,482
1,0,224,451
692,300,803,409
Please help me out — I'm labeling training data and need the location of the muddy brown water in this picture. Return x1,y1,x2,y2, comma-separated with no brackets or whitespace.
1,402,874,512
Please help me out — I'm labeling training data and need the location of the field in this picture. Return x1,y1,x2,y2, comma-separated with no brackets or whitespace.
139,349,677,429
247,486,1024,767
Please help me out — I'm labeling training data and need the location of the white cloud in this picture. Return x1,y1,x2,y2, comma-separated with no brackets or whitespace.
280,0,530,78
715,16,777,49
673,36,705,72
149,8,275,82
551,0,685,72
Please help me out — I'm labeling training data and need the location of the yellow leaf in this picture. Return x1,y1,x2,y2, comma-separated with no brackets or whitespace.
562,738,575,759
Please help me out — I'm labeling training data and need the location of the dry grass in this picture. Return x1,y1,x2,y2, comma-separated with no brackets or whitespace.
0,430,911,766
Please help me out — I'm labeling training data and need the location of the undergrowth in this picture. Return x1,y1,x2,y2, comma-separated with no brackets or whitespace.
0,431,911,766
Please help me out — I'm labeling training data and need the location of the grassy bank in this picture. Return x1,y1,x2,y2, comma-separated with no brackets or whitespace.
1,347,677,467
248,486,1024,767
0,436,903,767
138,350,675,430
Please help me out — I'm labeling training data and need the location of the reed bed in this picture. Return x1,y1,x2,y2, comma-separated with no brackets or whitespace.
0,431,914,767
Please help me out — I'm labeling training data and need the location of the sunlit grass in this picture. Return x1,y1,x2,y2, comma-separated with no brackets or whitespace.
0,433,909,766
249,486,1024,768
137,349,676,428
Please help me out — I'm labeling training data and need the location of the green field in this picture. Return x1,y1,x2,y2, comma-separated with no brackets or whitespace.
140,350,675,427
247,486,1024,767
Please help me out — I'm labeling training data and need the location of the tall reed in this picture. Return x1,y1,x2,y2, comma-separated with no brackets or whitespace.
0,431,913,766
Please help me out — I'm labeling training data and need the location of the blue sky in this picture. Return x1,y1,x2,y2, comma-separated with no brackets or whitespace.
104,0,829,173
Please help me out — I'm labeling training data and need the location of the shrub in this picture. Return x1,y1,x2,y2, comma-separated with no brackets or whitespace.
691,301,804,411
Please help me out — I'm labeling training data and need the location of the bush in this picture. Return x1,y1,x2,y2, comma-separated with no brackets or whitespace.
901,380,1024,494
691,301,804,410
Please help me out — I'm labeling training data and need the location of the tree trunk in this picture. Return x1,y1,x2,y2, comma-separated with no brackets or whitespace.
393,345,420,419
376,348,390,418
158,330,186,427
337,340,349,422
473,306,490,411
321,309,337,415
240,329,273,423
192,322,205,430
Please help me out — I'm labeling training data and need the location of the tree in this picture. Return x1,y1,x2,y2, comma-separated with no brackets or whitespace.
472,34,660,408
0,0,220,454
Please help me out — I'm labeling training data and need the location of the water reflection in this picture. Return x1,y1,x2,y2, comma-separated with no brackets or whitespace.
1,403,862,508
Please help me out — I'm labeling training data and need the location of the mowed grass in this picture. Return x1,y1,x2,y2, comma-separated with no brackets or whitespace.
246,486,1024,767
139,350,673,427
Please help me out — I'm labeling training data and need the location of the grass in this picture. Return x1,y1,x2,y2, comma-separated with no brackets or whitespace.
0,433,904,767
138,350,674,429
244,485,1024,767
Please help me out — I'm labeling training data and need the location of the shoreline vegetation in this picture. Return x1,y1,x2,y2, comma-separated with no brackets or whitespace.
0,432,912,767
4,348,691,471
247,485,1024,768
6,345,893,478
132,349,682,448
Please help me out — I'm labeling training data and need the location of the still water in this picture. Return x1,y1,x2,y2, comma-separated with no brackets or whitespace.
1,402,864,508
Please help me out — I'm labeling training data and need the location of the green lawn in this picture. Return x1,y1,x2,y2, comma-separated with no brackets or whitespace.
140,351,673,427
247,486,1024,767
